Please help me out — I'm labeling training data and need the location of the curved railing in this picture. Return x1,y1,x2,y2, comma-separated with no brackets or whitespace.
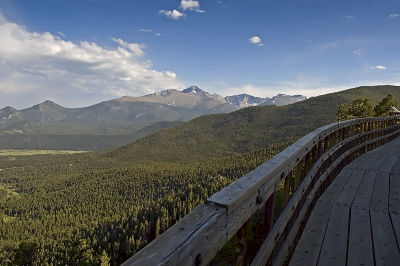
123,115,400,266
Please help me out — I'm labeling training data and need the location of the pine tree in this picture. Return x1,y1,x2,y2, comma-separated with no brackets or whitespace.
100,250,110,266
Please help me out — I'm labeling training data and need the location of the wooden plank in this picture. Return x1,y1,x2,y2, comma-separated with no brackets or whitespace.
289,167,357,266
347,207,374,266
370,210,400,266
207,152,292,210
288,202,331,266
391,156,400,175
291,138,398,266
389,173,400,214
351,148,396,209
282,129,400,265
389,213,400,251
282,132,400,265
317,168,354,206
256,146,356,266
335,169,364,206
370,145,400,212
235,220,251,266
370,170,390,212
207,119,397,211
317,203,349,266
123,204,226,266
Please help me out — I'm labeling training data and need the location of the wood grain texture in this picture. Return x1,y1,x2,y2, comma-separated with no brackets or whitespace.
289,169,354,266
389,172,400,215
289,135,400,266
317,203,349,266
122,204,226,266
370,210,400,266
347,207,374,266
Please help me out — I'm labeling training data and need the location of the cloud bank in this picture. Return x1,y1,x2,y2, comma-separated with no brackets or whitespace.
0,16,184,108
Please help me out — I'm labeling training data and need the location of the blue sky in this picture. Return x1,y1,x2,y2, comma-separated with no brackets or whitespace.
0,0,399,108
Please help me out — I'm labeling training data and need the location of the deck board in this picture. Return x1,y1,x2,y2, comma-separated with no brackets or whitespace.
370,210,400,266
389,172,400,215
317,203,349,266
347,207,374,266
289,169,354,266
290,137,400,266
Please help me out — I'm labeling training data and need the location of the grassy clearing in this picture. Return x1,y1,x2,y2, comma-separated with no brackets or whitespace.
0,149,87,156
0,184,20,199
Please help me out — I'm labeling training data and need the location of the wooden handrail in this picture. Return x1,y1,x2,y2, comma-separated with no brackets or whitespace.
123,116,400,266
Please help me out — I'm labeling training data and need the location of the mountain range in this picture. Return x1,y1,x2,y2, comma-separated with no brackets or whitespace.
225,93,306,108
0,86,305,150
108,85,400,162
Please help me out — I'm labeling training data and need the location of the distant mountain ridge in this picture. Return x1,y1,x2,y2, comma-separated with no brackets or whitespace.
115,86,229,109
225,93,306,108
0,86,305,135
0,87,232,135
0,86,306,150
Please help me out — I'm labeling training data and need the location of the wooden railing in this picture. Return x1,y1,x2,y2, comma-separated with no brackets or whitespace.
123,116,400,266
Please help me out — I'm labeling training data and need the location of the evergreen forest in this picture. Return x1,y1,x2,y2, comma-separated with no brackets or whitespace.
1,85,400,265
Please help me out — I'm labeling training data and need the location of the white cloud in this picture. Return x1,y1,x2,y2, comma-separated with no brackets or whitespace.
249,36,263,47
180,0,199,10
111,38,145,57
139,28,152,32
57,31,66,37
159,1,205,20
155,32,161,37
353,49,361,55
371,65,387,70
345,15,354,19
390,13,399,18
0,16,184,108
165,71,177,79
159,9,185,20
180,0,205,13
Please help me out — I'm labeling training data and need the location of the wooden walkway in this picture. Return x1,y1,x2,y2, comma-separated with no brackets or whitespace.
290,137,400,266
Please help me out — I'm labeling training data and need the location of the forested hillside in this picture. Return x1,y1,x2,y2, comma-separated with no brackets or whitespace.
0,145,286,265
0,121,184,151
109,85,400,162
0,85,399,265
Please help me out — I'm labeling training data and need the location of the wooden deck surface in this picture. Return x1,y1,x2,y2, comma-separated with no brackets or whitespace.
289,137,400,266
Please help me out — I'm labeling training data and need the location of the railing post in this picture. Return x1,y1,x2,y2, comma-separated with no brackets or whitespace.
317,140,323,157
264,193,275,238
235,220,251,266
282,172,291,206
295,159,304,188
324,136,329,152
305,152,312,174
311,145,317,165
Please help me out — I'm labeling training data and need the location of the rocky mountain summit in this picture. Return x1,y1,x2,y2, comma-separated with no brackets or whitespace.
0,86,305,135
225,93,306,108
